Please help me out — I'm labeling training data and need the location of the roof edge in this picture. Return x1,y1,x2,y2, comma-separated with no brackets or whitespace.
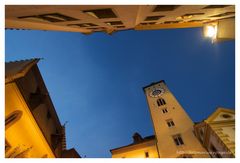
205,107,235,123
5,58,41,84
110,135,155,153
142,80,165,91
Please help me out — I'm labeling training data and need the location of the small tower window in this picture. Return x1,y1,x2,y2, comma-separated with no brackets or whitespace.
162,108,168,113
166,119,175,127
157,98,166,106
172,134,184,146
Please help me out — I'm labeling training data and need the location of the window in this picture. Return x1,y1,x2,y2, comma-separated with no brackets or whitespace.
145,15,164,21
157,98,166,106
210,12,235,18
188,19,209,23
116,26,125,28
40,13,78,22
47,110,51,120
68,23,98,27
145,152,149,158
6,112,19,125
29,87,46,110
5,110,23,129
182,13,204,17
86,27,100,30
166,119,175,127
140,22,156,25
173,134,184,146
18,13,78,22
83,8,117,19
164,21,180,24
203,5,230,9
153,5,180,12
162,108,168,113
105,21,123,25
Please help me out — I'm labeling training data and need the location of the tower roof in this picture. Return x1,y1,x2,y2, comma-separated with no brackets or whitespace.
205,107,235,123
142,80,165,91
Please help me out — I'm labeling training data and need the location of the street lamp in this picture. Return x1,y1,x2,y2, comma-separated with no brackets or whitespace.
203,18,235,43
206,25,217,38
203,22,218,43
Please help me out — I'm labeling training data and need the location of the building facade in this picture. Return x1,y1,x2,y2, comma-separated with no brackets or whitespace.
111,80,210,158
110,133,158,158
6,5,235,39
5,58,80,158
194,107,235,158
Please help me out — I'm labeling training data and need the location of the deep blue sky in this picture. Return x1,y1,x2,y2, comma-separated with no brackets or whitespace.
5,27,235,158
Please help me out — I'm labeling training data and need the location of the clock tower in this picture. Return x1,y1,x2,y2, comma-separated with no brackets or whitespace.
143,80,209,158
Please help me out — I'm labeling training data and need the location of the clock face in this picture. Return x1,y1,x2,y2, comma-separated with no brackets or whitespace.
149,88,164,97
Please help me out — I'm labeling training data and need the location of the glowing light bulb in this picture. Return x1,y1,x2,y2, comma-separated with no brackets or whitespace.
206,25,217,38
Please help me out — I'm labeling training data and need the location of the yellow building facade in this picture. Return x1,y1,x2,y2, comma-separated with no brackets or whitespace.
5,82,56,158
5,59,80,158
194,107,235,158
111,80,210,158
111,133,158,158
